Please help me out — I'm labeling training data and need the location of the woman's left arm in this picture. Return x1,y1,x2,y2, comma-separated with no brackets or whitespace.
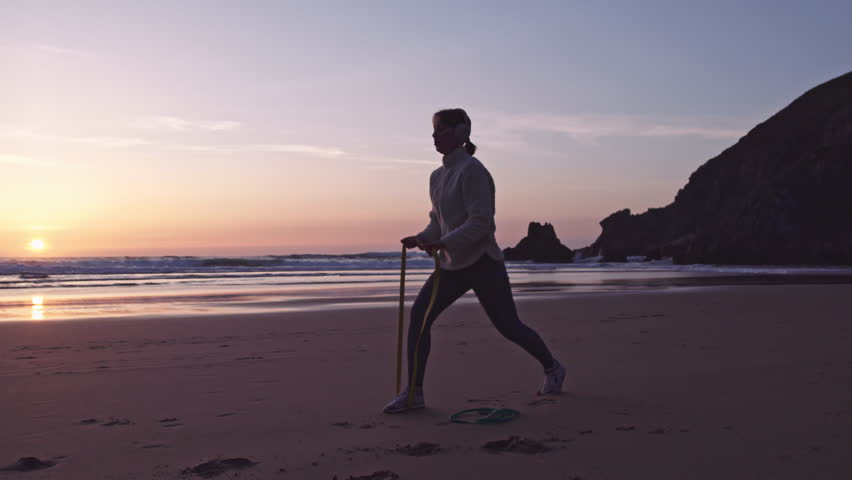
439,164,496,252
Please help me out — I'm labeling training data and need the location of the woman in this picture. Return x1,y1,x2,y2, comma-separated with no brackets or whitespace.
384,108,565,414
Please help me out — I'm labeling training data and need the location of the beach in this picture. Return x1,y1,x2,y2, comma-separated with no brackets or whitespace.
3,2,850,479
2,284,850,479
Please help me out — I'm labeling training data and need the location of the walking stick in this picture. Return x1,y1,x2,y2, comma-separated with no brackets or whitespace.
395,245,407,394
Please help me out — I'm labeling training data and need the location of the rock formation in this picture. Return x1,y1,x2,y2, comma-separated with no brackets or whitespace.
503,222,574,263
582,71,852,264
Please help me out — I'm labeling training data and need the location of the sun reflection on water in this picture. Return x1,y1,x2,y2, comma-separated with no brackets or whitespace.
32,296,44,320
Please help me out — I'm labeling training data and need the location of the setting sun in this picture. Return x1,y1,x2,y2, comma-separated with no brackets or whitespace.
29,239,46,251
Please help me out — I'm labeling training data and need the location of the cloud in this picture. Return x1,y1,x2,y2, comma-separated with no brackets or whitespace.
0,154,55,167
162,143,347,157
132,116,241,132
0,128,151,148
169,144,234,154
73,136,153,148
245,144,345,156
33,44,92,57
350,154,435,167
1,126,348,158
168,145,436,166
480,112,746,141
0,127,40,139
30,225,64,232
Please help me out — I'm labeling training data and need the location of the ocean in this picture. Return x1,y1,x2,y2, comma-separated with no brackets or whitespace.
2,253,852,321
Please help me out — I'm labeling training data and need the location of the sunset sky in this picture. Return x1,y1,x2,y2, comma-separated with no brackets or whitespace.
2,1,850,257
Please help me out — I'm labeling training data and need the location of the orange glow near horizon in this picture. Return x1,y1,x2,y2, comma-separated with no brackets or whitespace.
0,213,606,257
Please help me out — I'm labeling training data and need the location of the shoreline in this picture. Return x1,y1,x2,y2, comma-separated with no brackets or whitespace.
3,272,852,322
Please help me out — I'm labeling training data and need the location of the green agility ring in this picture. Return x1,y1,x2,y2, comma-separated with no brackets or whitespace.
449,408,520,424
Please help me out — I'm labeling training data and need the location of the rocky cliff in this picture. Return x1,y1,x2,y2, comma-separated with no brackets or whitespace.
583,71,852,264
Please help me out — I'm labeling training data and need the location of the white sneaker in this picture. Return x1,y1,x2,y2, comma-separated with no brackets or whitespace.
383,386,425,414
540,360,566,395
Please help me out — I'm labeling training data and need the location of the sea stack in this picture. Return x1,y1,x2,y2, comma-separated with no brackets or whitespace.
503,222,574,263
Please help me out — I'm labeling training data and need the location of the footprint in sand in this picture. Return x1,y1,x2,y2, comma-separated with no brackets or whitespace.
482,436,551,454
528,397,557,406
0,457,56,472
336,471,400,480
466,397,499,403
338,446,377,455
160,417,182,428
393,442,441,456
102,417,133,427
182,458,255,478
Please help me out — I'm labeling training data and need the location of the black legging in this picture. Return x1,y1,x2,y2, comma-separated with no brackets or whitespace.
407,253,555,387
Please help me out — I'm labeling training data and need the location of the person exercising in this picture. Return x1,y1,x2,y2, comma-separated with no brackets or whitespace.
384,108,566,414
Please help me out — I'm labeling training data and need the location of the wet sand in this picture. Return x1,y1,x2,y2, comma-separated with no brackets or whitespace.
1,285,851,479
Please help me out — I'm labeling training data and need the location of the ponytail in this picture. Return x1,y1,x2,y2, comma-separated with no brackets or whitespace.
464,138,477,155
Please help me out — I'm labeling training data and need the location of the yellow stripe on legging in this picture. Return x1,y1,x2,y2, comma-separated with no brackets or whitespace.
397,247,441,408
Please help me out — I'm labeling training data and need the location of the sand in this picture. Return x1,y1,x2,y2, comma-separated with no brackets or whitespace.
1,285,851,479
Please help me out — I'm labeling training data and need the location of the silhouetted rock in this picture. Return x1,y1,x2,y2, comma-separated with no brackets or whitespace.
583,71,852,265
503,222,574,263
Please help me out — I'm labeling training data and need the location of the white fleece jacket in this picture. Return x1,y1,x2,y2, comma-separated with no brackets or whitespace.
416,146,504,270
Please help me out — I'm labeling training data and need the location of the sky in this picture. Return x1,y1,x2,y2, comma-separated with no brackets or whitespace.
2,0,851,257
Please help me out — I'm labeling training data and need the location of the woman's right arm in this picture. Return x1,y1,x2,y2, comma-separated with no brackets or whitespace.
416,209,441,243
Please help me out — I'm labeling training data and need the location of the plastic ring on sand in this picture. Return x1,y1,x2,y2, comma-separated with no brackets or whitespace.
449,408,520,424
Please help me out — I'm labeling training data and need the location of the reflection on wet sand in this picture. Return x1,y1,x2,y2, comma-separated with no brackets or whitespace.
2,272,852,322
32,295,44,320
